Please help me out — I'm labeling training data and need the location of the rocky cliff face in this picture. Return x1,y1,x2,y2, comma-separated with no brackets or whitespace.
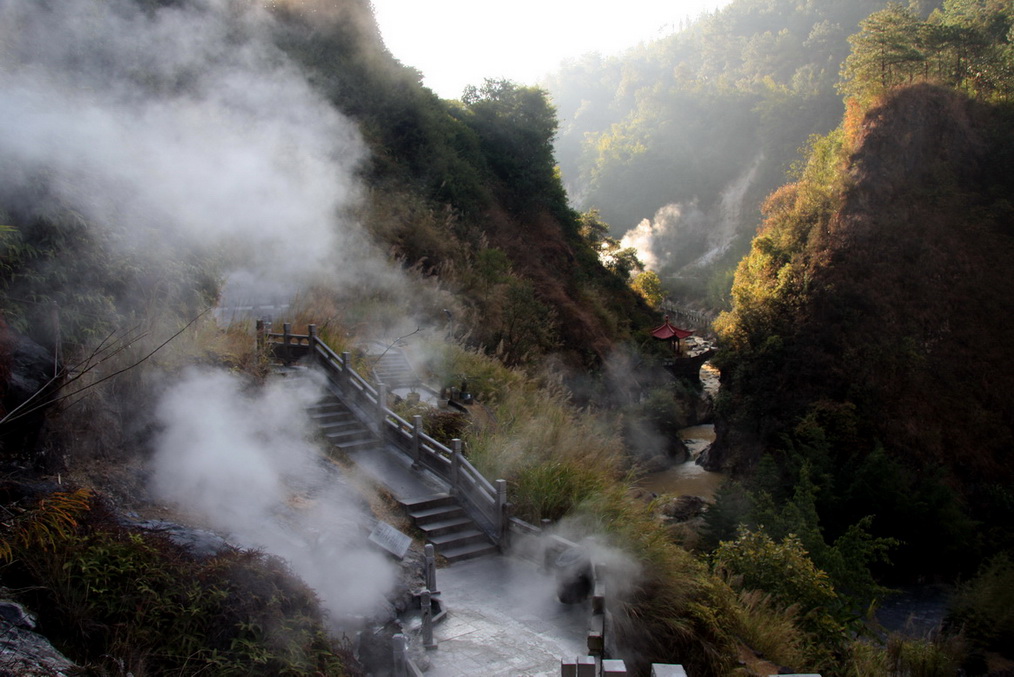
709,85,1014,486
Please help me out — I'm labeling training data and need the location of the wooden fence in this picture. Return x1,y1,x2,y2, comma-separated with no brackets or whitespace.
257,321,508,545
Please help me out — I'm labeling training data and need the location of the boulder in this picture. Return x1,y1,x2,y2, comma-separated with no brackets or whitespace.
0,599,77,676
658,495,708,523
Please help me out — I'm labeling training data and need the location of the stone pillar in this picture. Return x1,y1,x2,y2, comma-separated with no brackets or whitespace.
424,543,437,594
421,589,437,650
496,478,508,543
340,351,351,391
307,324,317,351
450,439,462,496
560,658,578,677
377,382,387,433
412,415,423,469
576,655,596,677
392,633,408,677
602,659,628,675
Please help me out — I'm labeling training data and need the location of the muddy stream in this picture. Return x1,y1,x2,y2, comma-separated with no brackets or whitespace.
638,362,726,500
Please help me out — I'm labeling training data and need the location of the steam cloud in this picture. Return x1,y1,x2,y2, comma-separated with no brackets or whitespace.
0,0,383,300
619,153,764,273
152,368,396,620
1,0,404,621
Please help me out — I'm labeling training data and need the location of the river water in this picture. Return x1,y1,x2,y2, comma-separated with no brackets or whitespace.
637,423,726,500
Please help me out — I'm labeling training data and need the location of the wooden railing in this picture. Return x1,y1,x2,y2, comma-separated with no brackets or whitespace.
258,321,508,545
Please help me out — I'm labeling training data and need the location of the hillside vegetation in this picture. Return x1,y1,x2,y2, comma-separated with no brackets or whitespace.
545,0,905,303
2,0,1014,674
710,0,1014,581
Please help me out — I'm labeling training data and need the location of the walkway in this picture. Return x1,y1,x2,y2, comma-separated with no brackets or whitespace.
409,556,589,677
345,440,589,675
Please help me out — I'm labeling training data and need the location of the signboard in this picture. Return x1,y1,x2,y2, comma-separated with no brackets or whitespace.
369,521,412,560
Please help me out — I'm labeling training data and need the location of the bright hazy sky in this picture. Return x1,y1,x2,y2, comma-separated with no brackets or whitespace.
372,1,733,99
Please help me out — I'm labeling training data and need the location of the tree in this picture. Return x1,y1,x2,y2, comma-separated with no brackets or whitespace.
459,79,563,212
631,270,665,308
840,4,926,101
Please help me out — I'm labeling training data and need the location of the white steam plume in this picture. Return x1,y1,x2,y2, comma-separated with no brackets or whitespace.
0,0,382,298
618,154,764,273
1,0,405,621
151,368,397,620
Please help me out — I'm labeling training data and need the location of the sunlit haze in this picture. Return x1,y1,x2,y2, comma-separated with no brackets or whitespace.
373,0,733,99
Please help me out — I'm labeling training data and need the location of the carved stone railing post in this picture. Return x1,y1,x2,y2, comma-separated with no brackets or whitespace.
421,589,436,650
496,479,508,543
340,351,351,390
377,382,387,433
391,633,408,677
307,324,317,350
412,415,423,469
424,543,437,594
450,439,462,496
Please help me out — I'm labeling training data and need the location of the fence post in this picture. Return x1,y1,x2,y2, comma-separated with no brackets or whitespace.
424,543,437,594
340,351,351,391
450,439,462,496
377,382,388,434
255,318,265,353
307,324,317,351
391,633,408,677
282,322,292,363
496,479,508,544
421,589,436,650
412,415,423,469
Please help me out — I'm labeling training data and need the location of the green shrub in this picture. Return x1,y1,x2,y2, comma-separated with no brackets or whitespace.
0,486,355,676
948,553,1014,656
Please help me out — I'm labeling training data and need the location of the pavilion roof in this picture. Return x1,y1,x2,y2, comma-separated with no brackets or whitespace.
651,317,694,341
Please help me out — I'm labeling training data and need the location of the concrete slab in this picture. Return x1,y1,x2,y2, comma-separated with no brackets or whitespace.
414,555,588,677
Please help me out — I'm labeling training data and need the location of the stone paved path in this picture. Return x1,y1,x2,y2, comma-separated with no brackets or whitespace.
408,555,589,677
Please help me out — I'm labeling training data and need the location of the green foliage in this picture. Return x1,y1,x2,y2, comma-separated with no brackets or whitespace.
630,270,665,308
948,553,1014,656
459,79,566,216
840,0,1014,102
714,526,846,668
0,487,352,676
546,0,881,299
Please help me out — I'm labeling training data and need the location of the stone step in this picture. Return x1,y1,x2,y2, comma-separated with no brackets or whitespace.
326,428,374,444
318,419,362,433
401,493,456,512
417,516,474,538
429,528,486,549
407,504,464,526
439,540,498,564
331,436,377,452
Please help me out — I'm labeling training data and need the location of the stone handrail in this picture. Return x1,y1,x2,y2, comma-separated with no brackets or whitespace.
258,322,507,544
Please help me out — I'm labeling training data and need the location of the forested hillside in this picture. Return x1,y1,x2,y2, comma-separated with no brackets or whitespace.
709,0,1014,583
544,0,923,303
3,0,1014,674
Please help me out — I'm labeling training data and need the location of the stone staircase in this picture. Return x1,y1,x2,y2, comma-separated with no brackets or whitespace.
369,349,419,390
308,395,377,453
402,494,496,564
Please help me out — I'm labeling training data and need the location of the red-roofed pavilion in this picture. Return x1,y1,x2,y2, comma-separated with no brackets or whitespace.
651,316,694,356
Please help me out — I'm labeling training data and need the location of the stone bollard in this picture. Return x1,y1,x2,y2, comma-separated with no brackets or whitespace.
421,589,437,650
602,658,628,675
576,655,596,677
392,633,409,677
424,544,437,594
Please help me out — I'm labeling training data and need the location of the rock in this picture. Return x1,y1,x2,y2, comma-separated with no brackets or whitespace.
658,495,708,522
0,600,77,677
130,519,232,558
